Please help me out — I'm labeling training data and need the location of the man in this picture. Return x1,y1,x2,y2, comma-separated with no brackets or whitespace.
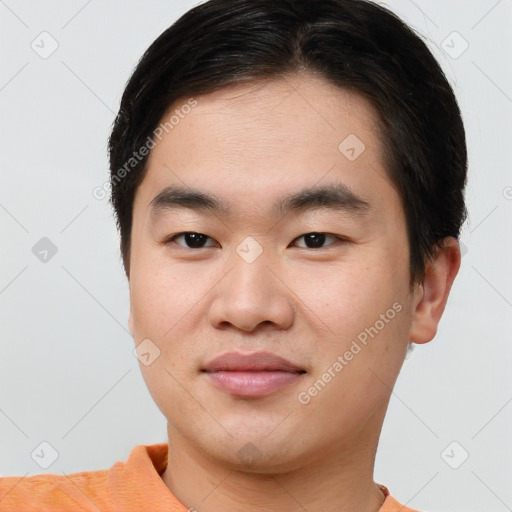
0,0,466,510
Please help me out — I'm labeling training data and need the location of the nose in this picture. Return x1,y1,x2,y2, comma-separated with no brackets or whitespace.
207,251,295,333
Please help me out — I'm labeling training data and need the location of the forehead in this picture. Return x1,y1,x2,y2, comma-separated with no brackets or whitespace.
135,72,398,218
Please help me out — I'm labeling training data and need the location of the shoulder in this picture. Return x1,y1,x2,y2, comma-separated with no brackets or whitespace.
0,444,170,511
0,469,110,511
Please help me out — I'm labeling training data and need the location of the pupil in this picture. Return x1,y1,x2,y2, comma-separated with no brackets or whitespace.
305,233,325,248
185,232,206,248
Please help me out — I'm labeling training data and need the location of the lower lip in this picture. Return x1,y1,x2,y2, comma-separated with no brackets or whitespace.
205,371,304,398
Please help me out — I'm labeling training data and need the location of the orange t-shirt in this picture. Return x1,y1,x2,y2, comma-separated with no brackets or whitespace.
0,443,419,511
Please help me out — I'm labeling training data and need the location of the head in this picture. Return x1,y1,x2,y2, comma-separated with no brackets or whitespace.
109,0,466,472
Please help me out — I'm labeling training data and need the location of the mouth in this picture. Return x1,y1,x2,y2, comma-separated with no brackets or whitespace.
201,351,307,398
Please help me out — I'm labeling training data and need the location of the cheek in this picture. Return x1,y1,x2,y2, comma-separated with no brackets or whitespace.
129,231,197,336
294,277,410,437
290,251,411,379
287,256,398,334
130,268,192,341
129,240,181,343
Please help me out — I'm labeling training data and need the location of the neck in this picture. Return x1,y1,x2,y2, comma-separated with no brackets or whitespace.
161,418,386,512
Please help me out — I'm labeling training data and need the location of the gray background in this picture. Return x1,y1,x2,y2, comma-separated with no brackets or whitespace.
1,1,511,511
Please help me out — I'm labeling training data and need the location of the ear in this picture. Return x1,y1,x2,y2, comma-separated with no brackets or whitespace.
409,237,461,344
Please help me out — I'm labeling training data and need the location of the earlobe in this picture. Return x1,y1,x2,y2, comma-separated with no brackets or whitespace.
409,237,461,344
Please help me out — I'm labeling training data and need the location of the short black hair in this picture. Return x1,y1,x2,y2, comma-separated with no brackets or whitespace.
108,0,467,286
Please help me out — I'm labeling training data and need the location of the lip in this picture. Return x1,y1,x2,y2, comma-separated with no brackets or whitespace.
202,351,306,398
202,351,304,373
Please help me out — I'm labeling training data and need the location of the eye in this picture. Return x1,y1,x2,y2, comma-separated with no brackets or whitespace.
166,232,218,249
291,232,342,249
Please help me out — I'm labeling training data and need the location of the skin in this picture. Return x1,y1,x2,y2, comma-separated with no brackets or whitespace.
127,72,461,512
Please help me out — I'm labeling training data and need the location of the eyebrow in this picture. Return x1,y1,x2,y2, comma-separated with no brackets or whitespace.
149,183,371,218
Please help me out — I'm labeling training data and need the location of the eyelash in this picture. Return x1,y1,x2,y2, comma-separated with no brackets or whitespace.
164,231,346,250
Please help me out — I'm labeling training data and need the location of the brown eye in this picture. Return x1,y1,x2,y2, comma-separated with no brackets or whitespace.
169,232,217,248
292,232,339,249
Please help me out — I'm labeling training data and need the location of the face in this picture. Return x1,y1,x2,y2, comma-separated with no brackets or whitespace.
128,73,418,472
